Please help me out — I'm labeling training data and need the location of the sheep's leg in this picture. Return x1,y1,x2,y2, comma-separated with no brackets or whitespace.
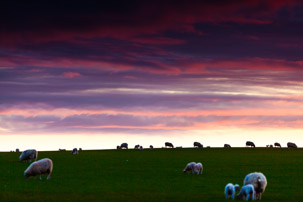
245,194,249,201
225,193,229,199
232,192,235,200
47,174,51,180
39,175,42,180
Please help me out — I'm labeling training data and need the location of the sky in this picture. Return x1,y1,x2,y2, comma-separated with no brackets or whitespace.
1,0,303,151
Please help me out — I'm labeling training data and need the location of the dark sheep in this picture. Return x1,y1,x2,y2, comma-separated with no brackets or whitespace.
246,141,255,148
224,144,231,148
150,145,153,149
120,143,128,149
274,142,281,148
193,142,203,148
71,148,78,154
165,142,174,148
59,149,66,151
287,142,297,148
134,144,140,149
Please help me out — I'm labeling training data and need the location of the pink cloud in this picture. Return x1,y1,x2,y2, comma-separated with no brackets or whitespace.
62,72,81,78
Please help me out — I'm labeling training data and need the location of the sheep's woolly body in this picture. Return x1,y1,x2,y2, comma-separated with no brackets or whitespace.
224,183,239,199
195,162,203,175
24,158,53,180
237,184,255,201
183,162,196,173
244,172,267,200
19,149,38,162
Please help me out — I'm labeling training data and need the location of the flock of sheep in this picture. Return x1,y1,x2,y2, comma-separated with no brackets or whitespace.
183,161,267,200
18,140,297,200
19,149,53,180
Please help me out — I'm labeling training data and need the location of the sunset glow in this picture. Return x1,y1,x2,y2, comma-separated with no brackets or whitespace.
1,1,303,150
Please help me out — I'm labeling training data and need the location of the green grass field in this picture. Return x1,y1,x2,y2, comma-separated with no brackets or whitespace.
1,148,303,201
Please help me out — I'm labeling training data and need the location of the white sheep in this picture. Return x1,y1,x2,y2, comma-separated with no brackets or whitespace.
183,162,196,174
19,149,38,162
244,172,267,200
237,184,255,200
24,158,53,180
195,162,203,175
224,183,240,199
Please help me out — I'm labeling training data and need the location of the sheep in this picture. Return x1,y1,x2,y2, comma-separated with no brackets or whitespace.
120,143,128,149
274,142,281,148
165,142,174,148
150,145,154,149
71,148,78,154
195,162,203,175
134,144,140,149
16,148,20,152
139,146,143,150
59,148,66,151
117,145,121,149
237,184,255,201
224,183,240,200
24,158,53,180
79,148,82,151
19,149,38,162
183,162,197,174
287,142,297,148
224,144,231,148
243,172,267,200
176,146,182,149
193,142,203,148
246,141,255,148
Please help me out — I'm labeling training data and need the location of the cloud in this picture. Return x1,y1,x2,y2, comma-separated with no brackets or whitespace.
62,72,81,78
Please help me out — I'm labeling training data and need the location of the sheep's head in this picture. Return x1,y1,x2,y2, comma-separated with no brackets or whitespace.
234,184,240,191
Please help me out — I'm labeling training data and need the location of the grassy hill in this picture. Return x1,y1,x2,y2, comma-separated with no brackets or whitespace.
1,148,303,201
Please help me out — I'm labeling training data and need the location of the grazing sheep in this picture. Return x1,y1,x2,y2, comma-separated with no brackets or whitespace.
134,144,140,149
24,158,53,180
117,145,121,149
176,146,182,149
165,142,174,148
287,142,297,148
59,149,66,151
150,145,154,149
195,162,203,175
120,143,128,149
71,148,78,154
244,172,267,200
274,142,281,148
19,149,38,162
224,144,231,148
246,141,255,148
183,162,196,174
16,148,20,152
224,183,240,200
79,148,82,151
270,145,273,148
206,146,210,148
140,146,143,150
193,142,203,148
237,184,255,201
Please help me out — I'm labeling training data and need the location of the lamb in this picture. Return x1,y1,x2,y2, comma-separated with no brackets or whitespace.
243,172,267,200
237,184,255,200
19,149,38,162
183,162,197,174
224,183,240,200
24,158,53,180
195,162,203,175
